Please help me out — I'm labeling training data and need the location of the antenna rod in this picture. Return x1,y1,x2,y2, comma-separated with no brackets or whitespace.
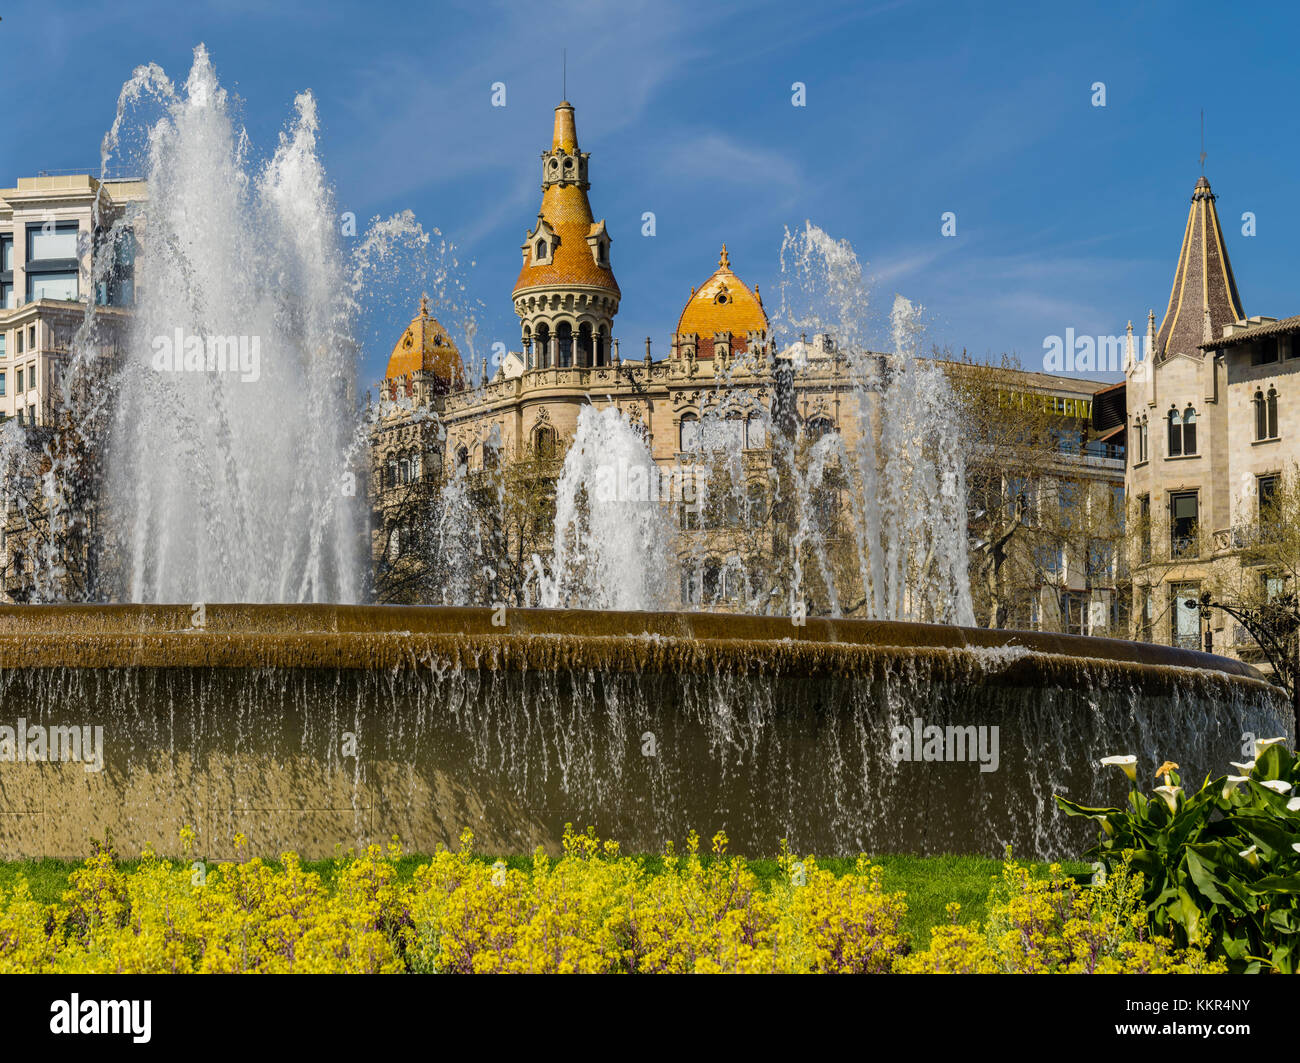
563,48,566,99
1200,109,1207,171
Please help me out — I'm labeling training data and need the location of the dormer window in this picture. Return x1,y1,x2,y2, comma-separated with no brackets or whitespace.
528,221,557,266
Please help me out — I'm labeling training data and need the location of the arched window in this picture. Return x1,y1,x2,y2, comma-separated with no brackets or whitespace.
535,325,551,369
806,416,835,442
745,414,767,450
557,322,573,368
532,424,558,459
595,327,608,366
398,458,411,485
1134,414,1148,464
702,558,722,601
535,239,547,261
455,445,469,471
1167,405,1197,457
577,322,593,367
1257,388,1279,440
386,460,398,488
679,412,700,452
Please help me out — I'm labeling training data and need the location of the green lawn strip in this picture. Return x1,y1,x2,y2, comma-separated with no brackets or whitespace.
0,850,1091,948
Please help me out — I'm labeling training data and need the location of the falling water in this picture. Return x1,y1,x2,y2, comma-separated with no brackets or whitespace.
679,222,975,624
532,405,679,611
100,46,366,603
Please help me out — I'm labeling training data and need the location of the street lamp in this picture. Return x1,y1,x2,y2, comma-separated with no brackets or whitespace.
1185,589,1300,746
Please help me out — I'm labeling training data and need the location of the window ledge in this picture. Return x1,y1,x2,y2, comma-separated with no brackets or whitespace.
1252,437,1281,446
1165,453,1201,461
1132,459,1149,469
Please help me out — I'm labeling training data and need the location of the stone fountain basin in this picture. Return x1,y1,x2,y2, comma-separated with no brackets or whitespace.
0,605,1287,861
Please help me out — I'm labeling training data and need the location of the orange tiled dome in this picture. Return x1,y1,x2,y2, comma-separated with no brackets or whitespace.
385,295,466,387
676,246,767,358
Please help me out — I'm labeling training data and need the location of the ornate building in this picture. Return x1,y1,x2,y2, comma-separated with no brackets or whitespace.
370,101,1126,625
1116,173,1300,665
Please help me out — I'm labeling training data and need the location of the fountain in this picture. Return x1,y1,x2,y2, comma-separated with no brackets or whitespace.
0,48,1289,863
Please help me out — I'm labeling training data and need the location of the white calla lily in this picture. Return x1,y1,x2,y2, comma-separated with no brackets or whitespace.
1153,784,1182,812
1222,775,1250,798
1239,845,1260,868
1260,779,1293,795
1100,755,1137,782
1287,797,1300,813
1230,761,1256,774
1254,737,1286,758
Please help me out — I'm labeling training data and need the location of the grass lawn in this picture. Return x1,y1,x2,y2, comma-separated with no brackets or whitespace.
0,850,1091,948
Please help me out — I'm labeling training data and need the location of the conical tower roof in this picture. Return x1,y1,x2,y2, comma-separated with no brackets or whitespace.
513,102,620,297
1155,175,1245,360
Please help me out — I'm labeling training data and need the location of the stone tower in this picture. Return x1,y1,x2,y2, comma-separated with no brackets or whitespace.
512,101,620,370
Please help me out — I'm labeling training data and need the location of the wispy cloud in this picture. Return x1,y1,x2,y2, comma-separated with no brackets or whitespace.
656,132,804,186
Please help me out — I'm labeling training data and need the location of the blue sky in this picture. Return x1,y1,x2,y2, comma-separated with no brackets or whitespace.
6,0,1299,386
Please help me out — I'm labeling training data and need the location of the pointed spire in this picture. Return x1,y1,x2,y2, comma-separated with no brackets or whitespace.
419,293,430,318
1154,175,1245,360
552,101,578,153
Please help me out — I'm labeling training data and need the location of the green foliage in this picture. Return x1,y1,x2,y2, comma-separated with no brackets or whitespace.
1056,740,1300,972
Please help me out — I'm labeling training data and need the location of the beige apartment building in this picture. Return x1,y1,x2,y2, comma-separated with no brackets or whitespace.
0,174,144,600
0,174,144,426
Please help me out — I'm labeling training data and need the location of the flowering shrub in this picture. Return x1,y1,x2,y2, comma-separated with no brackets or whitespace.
0,824,1231,973
899,857,1224,973
1057,739,1300,973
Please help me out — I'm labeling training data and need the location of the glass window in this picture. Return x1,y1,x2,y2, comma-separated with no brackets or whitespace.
1182,406,1197,454
0,234,13,271
679,413,699,452
0,334,5,358
1139,493,1151,562
27,222,78,260
16,369,23,393
556,323,572,368
1170,491,1198,557
1170,582,1201,650
1259,475,1280,538
0,372,6,396
1267,388,1279,439
745,415,767,449
27,271,78,301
